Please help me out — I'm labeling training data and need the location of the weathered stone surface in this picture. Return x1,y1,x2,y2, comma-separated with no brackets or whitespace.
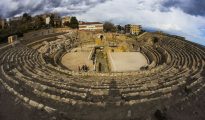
0,31,205,120
71,100,77,105
37,104,44,110
127,110,132,118
44,106,56,113
23,97,29,103
29,100,39,108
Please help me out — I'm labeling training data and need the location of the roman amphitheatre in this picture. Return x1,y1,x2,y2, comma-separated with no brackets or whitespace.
0,28,205,120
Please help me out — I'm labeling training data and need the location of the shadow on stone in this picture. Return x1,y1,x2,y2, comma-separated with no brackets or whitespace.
154,109,167,120
106,79,121,106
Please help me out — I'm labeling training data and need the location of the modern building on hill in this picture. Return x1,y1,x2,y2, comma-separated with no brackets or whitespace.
79,22,103,31
53,16,62,27
125,24,142,35
44,13,62,27
62,16,72,27
10,16,22,21
45,17,51,25
8,35,17,43
0,19,7,29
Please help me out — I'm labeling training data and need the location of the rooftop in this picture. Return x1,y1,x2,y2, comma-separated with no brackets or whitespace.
79,22,103,25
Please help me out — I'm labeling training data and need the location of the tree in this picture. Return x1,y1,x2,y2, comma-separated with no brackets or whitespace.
68,17,79,29
63,21,70,27
34,16,45,29
103,22,116,32
49,14,55,27
22,13,32,22
116,25,124,32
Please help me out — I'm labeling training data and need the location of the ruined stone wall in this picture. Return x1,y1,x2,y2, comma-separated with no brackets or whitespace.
23,28,71,40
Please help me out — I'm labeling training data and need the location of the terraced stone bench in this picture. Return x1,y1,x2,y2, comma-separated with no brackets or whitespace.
0,31,205,120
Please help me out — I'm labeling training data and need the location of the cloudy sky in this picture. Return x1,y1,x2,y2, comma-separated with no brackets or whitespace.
0,0,205,45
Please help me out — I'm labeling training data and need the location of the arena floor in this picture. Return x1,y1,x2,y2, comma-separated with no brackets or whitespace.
61,52,94,71
108,52,148,72
61,45,94,72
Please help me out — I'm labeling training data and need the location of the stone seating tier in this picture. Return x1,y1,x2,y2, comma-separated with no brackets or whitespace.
0,32,204,119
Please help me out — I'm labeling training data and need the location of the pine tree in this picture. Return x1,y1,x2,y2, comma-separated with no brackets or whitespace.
68,17,79,29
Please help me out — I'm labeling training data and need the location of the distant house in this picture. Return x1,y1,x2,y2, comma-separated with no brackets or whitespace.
45,17,51,25
10,16,22,21
53,16,62,27
8,35,17,44
43,13,62,27
0,19,7,29
79,22,103,31
62,16,72,27
125,24,142,35
40,13,52,25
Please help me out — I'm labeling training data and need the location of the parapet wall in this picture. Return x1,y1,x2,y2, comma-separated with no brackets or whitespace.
23,28,71,40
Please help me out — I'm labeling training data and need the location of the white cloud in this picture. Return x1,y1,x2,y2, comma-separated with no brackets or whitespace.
0,0,109,18
0,0,204,45
76,0,205,45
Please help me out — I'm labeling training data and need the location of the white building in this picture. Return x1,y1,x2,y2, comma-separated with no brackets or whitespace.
46,17,51,25
0,19,7,29
8,35,17,43
79,22,103,31
62,16,72,26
